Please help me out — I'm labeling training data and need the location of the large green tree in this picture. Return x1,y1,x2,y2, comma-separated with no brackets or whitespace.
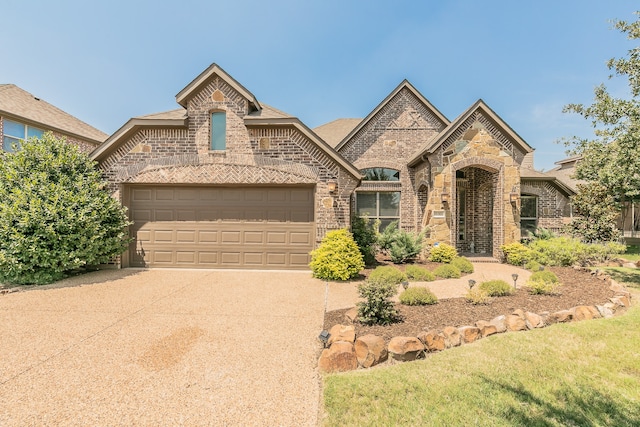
0,133,131,285
563,11,640,239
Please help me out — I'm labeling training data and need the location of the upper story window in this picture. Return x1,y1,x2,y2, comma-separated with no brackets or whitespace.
362,167,400,181
3,119,44,152
210,111,226,151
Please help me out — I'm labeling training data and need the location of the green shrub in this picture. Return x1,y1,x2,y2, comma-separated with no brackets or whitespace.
501,242,535,266
479,280,514,296
433,264,461,279
525,279,560,295
530,270,559,283
351,215,379,266
451,256,474,273
405,265,435,281
465,287,490,305
389,229,425,263
0,134,131,285
368,265,407,285
357,280,399,325
399,287,438,306
310,229,364,280
429,243,458,263
377,220,399,252
524,260,544,271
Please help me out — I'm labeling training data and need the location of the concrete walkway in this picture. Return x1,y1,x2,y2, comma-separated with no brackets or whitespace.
326,263,531,311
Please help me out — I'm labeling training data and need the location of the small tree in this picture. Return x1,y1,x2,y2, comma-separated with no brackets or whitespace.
0,133,131,285
567,182,621,242
350,215,378,265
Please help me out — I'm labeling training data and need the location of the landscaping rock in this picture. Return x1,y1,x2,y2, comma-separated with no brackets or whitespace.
318,342,357,373
354,334,387,368
328,324,355,345
418,330,446,352
344,307,358,324
623,262,637,268
524,312,544,329
596,305,614,318
388,336,424,361
506,313,527,331
636,259,640,268
610,295,631,308
489,315,507,333
442,326,461,347
571,305,600,321
458,326,480,343
475,320,498,337
603,302,618,313
609,281,626,293
548,310,573,324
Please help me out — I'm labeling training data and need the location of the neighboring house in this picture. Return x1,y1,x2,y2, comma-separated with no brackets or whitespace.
548,156,640,240
91,63,574,269
0,84,108,153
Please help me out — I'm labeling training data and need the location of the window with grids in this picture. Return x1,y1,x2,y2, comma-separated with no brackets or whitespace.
356,191,400,230
2,119,44,152
520,195,538,233
210,111,226,150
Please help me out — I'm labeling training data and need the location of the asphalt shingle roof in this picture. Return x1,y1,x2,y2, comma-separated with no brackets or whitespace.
0,84,108,143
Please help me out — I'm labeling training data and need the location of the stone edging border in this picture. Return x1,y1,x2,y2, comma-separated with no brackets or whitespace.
318,268,633,373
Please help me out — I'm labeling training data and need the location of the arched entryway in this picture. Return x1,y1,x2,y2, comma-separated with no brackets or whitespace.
452,162,503,257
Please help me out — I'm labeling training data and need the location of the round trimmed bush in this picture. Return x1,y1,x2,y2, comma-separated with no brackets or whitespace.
399,287,438,305
309,229,364,280
451,256,474,273
501,242,534,266
405,265,435,281
479,280,513,296
526,279,560,295
429,243,458,263
368,265,407,285
433,264,461,279
530,270,559,283
525,260,544,272
465,287,490,305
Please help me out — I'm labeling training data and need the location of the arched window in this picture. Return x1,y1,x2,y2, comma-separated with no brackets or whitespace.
210,111,226,150
361,168,400,181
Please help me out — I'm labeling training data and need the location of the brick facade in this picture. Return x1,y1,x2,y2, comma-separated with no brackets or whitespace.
521,180,572,232
96,68,359,252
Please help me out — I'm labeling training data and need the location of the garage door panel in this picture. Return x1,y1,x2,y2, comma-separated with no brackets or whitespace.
129,186,314,269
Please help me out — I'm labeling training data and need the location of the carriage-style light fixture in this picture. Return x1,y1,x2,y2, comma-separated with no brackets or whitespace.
327,181,337,193
510,192,520,204
441,192,450,204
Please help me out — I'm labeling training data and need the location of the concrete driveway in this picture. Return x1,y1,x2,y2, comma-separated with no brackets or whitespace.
0,269,328,426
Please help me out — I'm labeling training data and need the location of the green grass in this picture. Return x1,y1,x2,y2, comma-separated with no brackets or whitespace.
600,267,640,289
322,300,640,426
621,245,640,262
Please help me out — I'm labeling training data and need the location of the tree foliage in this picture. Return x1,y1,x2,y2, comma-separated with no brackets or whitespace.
0,134,131,285
563,12,640,223
566,182,621,242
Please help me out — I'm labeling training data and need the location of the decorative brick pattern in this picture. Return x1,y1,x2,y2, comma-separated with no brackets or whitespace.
99,73,359,259
338,87,446,231
521,180,571,232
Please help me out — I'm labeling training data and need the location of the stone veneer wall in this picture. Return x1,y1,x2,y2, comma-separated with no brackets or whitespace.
521,180,572,232
98,76,359,250
338,88,446,231
423,125,522,256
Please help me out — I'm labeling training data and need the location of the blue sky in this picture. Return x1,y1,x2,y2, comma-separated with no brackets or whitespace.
1,1,636,170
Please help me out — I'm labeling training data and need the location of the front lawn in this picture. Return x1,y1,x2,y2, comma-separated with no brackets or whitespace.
621,245,640,262
599,266,640,289
322,297,640,426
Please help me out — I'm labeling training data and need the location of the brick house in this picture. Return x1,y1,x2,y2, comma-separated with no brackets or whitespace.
0,84,107,153
92,63,573,269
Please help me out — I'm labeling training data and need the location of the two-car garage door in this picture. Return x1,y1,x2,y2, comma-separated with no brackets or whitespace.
128,185,315,269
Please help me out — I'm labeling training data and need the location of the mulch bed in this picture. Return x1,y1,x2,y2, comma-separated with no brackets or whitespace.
323,266,615,343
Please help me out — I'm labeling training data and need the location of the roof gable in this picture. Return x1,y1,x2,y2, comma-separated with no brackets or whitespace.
408,99,533,166
335,80,449,152
175,63,261,112
0,84,108,144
